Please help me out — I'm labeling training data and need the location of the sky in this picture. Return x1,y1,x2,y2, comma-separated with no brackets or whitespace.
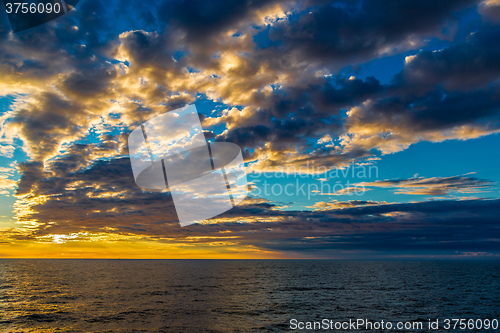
0,0,499,259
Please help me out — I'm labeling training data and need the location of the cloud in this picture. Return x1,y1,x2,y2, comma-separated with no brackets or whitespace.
160,0,289,45
15,154,180,236
196,198,500,257
393,25,500,91
479,0,500,22
307,199,382,211
341,25,500,154
266,0,477,67
0,166,16,195
355,174,496,195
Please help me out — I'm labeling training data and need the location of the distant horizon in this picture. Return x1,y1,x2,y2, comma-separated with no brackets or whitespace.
2,258,500,260
2,255,500,261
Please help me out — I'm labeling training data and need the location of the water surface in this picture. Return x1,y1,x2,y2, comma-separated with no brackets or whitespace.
1,260,499,332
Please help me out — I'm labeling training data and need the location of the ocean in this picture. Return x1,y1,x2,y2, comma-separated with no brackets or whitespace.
0,260,499,332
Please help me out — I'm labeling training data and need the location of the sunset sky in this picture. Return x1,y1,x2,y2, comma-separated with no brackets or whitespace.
1,0,500,259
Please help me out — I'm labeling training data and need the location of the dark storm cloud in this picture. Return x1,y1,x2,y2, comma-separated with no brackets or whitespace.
266,0,477,66
343,24,500,153
160,0,281,43
60,65,118,98
350,88,500,132
179,198,500,257
393,25,500,92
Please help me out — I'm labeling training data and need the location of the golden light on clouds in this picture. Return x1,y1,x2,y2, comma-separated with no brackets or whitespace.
0,231,286,259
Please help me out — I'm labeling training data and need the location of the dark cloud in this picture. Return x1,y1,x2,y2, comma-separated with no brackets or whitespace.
357,174,496,195
266,0,477,66
392,25,500,92
342,25,500,153
10,92,86,160
160,0,280,44
16,152,180,235
209,8,500,166
12,139,500,256
114,30,177,69
211,76,383,167
479,0,500,23
16,161,46,196
60,65,118,98
348,87,500,132
216,198,500,257
185,198,500,257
